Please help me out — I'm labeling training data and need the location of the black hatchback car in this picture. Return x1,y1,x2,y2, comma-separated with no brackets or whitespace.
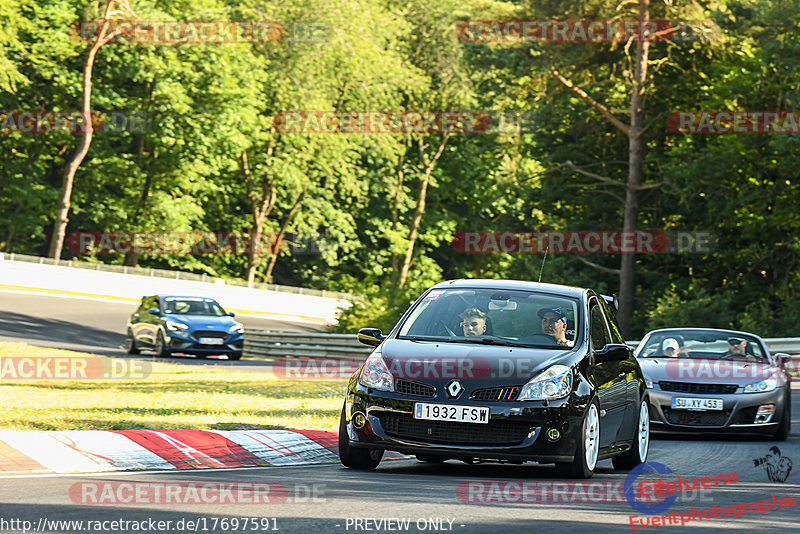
125,295,244,360
339,279,650,478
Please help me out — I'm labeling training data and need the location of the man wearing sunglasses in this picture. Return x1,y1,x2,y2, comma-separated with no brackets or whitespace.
724,337,758,361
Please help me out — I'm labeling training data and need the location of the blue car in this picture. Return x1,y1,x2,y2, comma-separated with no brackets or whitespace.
125,295,244,360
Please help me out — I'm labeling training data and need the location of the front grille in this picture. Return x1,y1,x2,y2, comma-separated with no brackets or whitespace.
664,409,730,426
191,330,229,341
395,379,436,397
378,413,530,445
471,387,521,401
659,381,738,394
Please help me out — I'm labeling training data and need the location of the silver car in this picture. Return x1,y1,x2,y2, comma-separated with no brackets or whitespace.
634,328,791,440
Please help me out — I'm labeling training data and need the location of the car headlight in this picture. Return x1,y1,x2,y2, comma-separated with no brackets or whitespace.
744,377,778,393
645,378,654,389
166,320,189,331
358,353,394,392
229,322,244,333
518,365,572,401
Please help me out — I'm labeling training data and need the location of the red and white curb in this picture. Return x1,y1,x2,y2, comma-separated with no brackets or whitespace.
0,429,342,474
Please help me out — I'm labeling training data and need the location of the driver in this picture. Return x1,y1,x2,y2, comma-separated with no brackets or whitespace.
459,307,487,337
725,337,757,361
538,306,569,346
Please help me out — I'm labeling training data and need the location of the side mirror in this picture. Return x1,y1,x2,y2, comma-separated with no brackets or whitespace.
148,308,160,315
773,353,791,368
358,328,385,347
227,312,235,317
593,343,631,363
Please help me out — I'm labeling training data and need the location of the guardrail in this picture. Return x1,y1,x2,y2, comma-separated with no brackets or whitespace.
244,332,800,374
0,252,351,299
244,331,372,361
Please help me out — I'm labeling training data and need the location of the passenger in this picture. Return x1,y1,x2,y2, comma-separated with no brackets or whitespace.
459,307,487,337
538,306,569,346
662,338,680,358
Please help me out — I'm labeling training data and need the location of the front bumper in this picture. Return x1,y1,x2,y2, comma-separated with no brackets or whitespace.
344,385,590,463
166,330,243,355
647,386,788,435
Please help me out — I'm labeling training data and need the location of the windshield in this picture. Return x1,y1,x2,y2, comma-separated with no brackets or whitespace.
397,288,581,349
161,297,227,316
635,330,766,361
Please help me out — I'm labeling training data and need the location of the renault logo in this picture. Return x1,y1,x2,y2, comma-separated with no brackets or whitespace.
446,380,463,398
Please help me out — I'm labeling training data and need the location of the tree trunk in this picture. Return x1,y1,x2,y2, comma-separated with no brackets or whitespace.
241,149,277,286
263,189,306,283
549,0,652,336
618,0,651,336
397,133,450,289
389,153,405,286
48,1,123,259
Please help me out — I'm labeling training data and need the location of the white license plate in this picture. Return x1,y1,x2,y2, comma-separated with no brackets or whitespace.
671,397,723,411
198,337,225,345
414,403,490,424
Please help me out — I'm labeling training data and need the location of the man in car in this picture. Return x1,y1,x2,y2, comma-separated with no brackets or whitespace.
725,337,757,361
460,307,487,336
538,306,569,346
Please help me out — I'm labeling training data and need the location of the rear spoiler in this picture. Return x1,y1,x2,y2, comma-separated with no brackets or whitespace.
602,294,619,310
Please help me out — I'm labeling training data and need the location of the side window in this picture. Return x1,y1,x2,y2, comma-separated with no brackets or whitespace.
146,297,160,313
600,299,625,345
590,301,611,351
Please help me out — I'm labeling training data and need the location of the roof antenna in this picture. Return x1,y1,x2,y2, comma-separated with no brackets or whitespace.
538,245,549,282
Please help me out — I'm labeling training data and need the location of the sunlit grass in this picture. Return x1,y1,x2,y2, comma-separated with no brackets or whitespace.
0,342,345,431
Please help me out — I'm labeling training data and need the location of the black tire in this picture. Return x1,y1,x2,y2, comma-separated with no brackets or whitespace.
228,352,242,361
415,454,446,463
338,403,383,469
555,400,600,479
124,329,140,355
772,398,790,441
154,330,170,358
613,396,650,470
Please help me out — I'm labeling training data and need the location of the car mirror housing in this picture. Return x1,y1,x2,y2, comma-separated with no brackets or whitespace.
593,343,631,363
148,308,160,315
227,311,235,317
773,353,791,368
357,328,385,347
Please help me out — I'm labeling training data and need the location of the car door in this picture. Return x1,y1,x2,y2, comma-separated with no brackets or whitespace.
588,297,627,448
137,296,161,346
601,297,640,442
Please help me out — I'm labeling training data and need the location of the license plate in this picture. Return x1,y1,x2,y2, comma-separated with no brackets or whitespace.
414,403,490,424
671,397,723,411
199,337,225,345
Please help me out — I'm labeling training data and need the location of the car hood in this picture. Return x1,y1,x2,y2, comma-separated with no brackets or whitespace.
164,314,237,329
379,338,575,384
638,357,776,386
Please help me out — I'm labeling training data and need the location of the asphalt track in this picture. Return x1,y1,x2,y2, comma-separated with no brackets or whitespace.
0,291,322,369
0,398,798,534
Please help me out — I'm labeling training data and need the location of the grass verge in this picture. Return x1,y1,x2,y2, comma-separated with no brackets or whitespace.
0,342,345,431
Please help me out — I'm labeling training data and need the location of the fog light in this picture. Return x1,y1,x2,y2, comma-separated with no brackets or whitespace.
754,404,775,424
546,427,561,441
352,412,367,429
